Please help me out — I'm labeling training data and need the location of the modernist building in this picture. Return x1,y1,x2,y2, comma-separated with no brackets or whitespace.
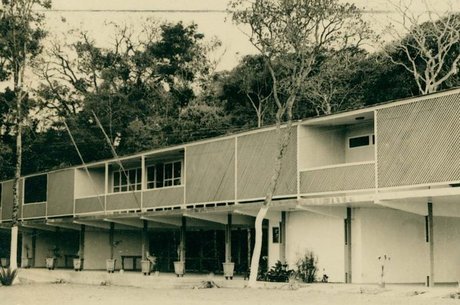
1,88,460,285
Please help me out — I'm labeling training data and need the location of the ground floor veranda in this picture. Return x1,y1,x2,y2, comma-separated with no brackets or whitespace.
2,191,460,285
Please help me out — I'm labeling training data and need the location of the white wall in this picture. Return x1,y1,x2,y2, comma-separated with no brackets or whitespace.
33,231,79,268
355,207,428,284
345,123,374,163
74,168,105,198
298,125,345,169
433,216,460,283
286,211,345,282
84,229,142,270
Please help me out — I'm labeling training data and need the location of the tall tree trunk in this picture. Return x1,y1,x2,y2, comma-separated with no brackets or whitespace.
10,91,22,270
247,120,294,287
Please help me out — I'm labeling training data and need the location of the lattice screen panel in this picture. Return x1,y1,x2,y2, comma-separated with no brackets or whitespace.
237,128,297,199
300,163,375,194
186,139,235,204
377,94,460,188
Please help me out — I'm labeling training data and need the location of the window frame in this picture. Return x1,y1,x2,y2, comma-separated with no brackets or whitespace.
347,134,375,149
146,160,182,190
112,167,142,193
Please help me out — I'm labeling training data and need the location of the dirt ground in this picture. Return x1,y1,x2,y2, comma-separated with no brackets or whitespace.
0,283,459,305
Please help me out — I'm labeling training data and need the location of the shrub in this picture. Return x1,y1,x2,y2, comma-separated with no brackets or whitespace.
0,267,18,286
295,252,318,283
263,260,295,282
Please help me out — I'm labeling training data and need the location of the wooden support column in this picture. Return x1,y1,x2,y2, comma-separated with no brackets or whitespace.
141,220,148,260
30,229,37,268
427,201,434,287
180,216,186,262
79,225,85,259
225,214,232,263
109,222,115,259
247,228,251,271
279,212,286,264
345,207,352,283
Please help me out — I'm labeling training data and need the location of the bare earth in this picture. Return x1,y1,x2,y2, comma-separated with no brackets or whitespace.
0,283,459,305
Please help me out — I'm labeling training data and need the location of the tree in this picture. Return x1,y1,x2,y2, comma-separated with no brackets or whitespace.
229,0,372,287
35,20,220,165
384,1,460,94
0,0,51,270
301,48,368,115
222,55,274,128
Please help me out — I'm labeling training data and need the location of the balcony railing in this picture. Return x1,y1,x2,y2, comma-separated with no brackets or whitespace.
299,161,375,194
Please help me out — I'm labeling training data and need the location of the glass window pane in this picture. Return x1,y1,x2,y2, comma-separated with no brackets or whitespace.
114,172,120,187
349,136,370,148
129,169,136,184
136,183,142,191
147,182,155,189
174,162,181,179
114,187,120,193
164,180,172,187
165,163,173,179
147,166,155,183
173,178,181,186
136,169,142,184
121,172,127,186
157,164,164,187
121,185,127,192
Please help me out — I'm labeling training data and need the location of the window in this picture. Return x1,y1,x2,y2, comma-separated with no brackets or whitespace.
146,161,182,189
348,134,374,148
24,175,47,204
113,168,141,193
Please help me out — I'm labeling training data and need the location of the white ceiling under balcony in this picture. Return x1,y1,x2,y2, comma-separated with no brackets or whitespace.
302,110,374,127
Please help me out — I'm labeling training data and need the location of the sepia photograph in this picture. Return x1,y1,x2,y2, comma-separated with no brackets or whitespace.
1,0,460,304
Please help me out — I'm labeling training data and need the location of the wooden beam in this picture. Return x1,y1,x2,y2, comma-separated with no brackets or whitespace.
345,207,352,284
109,222,115,260
183,212,228,225
141,216,181,227
103,218,144,228
73,220,111,230
79,225,85,262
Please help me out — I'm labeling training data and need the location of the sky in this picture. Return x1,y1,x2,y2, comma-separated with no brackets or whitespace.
40,0,460,71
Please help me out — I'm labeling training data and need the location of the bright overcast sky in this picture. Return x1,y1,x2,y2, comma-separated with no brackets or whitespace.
43,0,460,71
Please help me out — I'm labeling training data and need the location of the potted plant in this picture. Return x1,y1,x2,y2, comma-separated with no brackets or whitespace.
106,240,121,273
73,250,83,271
46,246,60,270
141,251,156,276
21,244,32,268
223,261,235,280
173,246,185,277
0,257,9,267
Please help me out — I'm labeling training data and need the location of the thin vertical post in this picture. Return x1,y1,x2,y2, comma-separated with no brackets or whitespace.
247,228,251,272
428,201,434,287
31,229,37,267
225,214,232,263
141,220,148,260
280,211,286,264
345,207,352,283
79,224,85,259
109,222,115,260
180,216,186,262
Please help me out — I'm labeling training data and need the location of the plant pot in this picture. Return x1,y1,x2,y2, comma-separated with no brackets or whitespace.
223,262,235,280
106,259,116,273
73,258,83,271
21,257,32,268
141,260,151,276
0,257,10,267
173,261,185,277
46,257,56,270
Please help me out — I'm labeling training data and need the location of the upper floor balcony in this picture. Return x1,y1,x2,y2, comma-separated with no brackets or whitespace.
298,109,376,195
